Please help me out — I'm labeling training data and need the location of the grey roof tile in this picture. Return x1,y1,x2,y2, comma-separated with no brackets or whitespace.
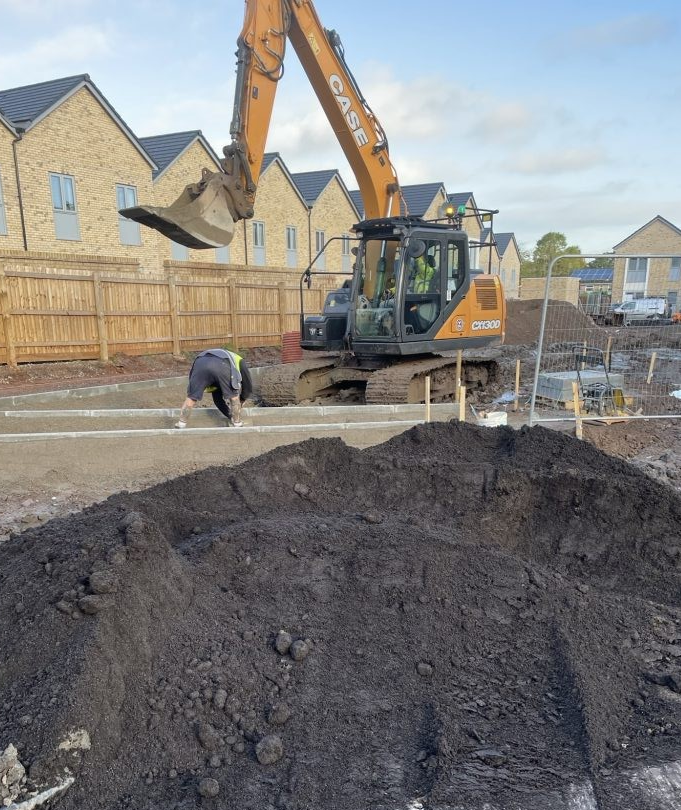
139,131,205,177
0,74,87,128
400,182,444,216
291,169,338,205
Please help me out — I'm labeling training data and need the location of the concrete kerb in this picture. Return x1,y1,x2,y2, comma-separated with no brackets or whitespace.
0,420,424,443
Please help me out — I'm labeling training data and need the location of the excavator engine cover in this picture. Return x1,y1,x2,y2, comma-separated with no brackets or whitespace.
120,172,237,249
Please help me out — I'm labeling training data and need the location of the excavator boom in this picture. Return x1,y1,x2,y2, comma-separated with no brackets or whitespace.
121,0,401,248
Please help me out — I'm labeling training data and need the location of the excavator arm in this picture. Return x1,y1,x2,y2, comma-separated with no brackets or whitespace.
121,0,401,249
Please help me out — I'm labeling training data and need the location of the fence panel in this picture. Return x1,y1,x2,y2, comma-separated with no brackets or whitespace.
530,254,681,427
0,266,347,366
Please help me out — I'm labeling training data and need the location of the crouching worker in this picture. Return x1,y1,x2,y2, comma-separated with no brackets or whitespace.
175,348,253,429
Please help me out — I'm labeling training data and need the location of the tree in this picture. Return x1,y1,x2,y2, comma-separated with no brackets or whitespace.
522,232,586,277
586,256,614,269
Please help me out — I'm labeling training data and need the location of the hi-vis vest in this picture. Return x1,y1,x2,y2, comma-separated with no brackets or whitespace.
198,348,243,391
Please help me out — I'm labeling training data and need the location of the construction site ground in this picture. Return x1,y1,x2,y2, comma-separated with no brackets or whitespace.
3,300,681,808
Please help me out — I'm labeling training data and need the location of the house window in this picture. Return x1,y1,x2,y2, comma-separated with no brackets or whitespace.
50,172,80,240
116,184,141,246
341,234,351,273
253,220,265,266
668,291,678,312
670,257,681,282
286,225,297,268
625,257,647,286
215,245,231,263
314,229,325,270
171,241,189,261
0,171,7,236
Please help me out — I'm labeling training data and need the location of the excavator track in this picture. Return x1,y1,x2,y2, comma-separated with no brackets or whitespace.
257,357,338,406
364,354,499,405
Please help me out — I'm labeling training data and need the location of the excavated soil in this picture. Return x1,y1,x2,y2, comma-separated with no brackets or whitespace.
4,423,681,809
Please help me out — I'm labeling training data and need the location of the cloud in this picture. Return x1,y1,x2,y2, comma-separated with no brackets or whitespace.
552,14,674,56
468,102,536,145
0,0,91,15
0,24,115,83
511,147,607,176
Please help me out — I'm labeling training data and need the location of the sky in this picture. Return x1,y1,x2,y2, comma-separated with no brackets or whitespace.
0,0,680,256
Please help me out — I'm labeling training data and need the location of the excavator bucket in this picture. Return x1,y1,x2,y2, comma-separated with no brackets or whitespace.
120,173,237,250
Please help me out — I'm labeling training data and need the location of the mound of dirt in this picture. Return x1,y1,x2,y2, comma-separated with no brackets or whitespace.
3,423,681,809
505,299,601,345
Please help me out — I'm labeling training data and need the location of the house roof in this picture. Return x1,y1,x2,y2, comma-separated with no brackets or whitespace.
0,74,156,169
400,182,445,217
348,189,364,218
446,191,474,208
291,169,360,217
480,227,492,244
0,74,86,129
495,233,519,257
0,111,15,135
613,215,681,249
139,131,220,179
571,268,613,283
291,169,339,206
261,153,278,173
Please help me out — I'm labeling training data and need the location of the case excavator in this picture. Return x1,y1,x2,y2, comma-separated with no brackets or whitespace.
121,0,505,405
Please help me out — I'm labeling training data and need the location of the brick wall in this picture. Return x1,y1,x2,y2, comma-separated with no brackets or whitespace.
613,219,681,301
519,276,580,306
247,161,310,268
14,87,160,271
0,125,24,250
310,177,357,272
500,245,521,299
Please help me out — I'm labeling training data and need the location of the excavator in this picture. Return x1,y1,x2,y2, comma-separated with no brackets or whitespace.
121,0,506,405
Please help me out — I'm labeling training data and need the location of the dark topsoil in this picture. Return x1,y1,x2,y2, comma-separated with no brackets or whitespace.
4,425,681,810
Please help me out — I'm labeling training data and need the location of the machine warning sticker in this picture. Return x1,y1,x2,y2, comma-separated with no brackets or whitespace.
455,318,464,331
472,319,501,331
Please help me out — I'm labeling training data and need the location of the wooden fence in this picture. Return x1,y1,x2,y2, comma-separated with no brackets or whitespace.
0,268,345,366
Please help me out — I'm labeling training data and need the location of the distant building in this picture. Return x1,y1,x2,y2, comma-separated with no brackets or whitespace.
612,216,681,311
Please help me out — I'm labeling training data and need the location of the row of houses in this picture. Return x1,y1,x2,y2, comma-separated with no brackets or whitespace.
0,74,522,296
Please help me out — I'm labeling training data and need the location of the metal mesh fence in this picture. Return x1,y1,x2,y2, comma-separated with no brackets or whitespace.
530,254,681,425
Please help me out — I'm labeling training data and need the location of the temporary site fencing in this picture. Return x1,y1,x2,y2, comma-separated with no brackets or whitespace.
529,254,681,429
0,267,346,366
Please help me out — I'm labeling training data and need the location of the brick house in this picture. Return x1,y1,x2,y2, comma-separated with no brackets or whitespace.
138,130,224,266
292,169,360,273
495,233,521,299
612,216,681,311
0,74,160,270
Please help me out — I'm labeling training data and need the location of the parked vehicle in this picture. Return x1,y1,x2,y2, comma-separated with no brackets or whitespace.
609,298,669,326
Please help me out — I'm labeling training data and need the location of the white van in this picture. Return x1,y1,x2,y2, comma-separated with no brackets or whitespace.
611,298,668,325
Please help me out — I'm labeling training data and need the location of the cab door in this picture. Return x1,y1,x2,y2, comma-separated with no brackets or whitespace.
401,234,468,342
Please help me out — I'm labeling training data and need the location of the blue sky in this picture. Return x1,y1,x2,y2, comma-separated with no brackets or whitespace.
1,0,679,254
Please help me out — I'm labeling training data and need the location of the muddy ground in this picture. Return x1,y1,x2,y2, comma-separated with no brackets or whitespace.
4,423,681,809
3,301,681,808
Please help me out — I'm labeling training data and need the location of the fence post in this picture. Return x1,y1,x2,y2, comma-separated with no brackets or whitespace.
92,272,109,363
278,281,286,341
455,350,463,402
227,279,239,349
0,270,17,368
168,275,182,357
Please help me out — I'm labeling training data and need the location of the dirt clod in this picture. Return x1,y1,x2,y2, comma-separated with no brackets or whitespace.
256,735,284,765
198,777,220,797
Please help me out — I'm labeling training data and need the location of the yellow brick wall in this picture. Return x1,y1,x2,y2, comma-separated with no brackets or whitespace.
15,87,161,271
246,161,310,269
612,219,681,301
152,140,228,266
519,276,580,306
0,125,24,249
423,189,446,220
500,244,521,299
310,178,357,273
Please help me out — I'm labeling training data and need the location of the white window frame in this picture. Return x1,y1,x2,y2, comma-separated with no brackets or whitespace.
49,172,80,241
314,229,326,270
286,225,297,268
252,220,266,266
116,184,141,246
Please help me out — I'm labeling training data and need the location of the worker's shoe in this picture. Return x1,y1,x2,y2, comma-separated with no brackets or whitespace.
231,420,244,428
174,420,188,429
